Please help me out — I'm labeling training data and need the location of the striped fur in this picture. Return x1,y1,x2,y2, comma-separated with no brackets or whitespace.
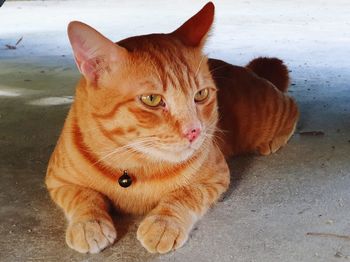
46,2,298,254
210,58,299,157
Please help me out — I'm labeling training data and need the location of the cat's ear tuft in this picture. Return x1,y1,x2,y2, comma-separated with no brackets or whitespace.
171,2,215,47
67,21,128,86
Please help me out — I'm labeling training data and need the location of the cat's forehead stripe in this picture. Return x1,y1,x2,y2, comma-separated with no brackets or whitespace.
119,34,201,94
142,45,198,94
144,50,168,91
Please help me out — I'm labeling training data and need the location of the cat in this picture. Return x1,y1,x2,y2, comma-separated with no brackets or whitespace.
46,2,298,254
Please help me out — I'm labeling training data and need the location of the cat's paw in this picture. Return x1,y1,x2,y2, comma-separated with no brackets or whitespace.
66,219,116,254
137,215,189,254
258,143,272,156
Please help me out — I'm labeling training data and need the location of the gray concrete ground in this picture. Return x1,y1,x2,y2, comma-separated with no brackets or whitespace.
1,1,350,261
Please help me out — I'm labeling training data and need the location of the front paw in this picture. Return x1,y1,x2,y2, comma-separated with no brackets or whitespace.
66,219,117,254
137,215,189,254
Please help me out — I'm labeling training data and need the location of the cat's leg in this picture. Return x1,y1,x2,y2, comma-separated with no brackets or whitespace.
258,122,297,156
137,153,230,254
47,184,116,253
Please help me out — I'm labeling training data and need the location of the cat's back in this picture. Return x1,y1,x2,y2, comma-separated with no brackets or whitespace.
209,58,298,156
208,58,273,95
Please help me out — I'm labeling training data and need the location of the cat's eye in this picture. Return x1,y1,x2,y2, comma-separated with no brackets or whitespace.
140,94,163,107
194,88,209,103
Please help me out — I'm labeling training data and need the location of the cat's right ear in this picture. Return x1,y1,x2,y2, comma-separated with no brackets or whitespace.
171,2,215,48
67,21,128,86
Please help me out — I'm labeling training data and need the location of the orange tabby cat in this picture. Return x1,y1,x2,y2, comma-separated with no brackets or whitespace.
46,2,298,254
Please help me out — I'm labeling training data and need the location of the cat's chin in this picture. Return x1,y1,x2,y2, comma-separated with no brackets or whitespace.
140,147,196,164
131,136,207,164
132,144,198,164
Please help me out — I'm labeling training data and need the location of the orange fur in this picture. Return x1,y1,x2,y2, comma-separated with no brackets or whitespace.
46,2,298,254
210,58,298,157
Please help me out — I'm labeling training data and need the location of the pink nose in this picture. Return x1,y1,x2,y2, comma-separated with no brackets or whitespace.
184,128,201,143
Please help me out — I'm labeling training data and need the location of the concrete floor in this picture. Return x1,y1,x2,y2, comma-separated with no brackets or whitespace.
1,0,350,261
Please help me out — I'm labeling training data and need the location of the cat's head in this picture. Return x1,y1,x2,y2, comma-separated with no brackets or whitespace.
69,2,218,163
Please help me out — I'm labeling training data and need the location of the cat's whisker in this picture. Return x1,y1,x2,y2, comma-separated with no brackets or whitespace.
206,127,226,136
149,59,163,84
208,64,231,74
205,121,228,135
121,141,155,163
211,76,235,81
93,138,155,166
202,132,225,146
195,55,206,77
121,148,142,164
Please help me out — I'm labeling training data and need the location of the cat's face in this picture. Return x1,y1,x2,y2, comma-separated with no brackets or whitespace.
68,3,216,163
87,38,217,163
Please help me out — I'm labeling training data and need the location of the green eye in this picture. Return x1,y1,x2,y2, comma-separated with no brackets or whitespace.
140,94,163,107
194,88,209,102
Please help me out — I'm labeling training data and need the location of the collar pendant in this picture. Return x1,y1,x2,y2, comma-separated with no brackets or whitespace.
118,170,132,188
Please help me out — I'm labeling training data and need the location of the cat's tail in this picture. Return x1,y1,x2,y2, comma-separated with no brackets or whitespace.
246,57,289,92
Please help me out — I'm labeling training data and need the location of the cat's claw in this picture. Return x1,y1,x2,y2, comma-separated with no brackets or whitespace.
137,215,189,254
66,219,117,254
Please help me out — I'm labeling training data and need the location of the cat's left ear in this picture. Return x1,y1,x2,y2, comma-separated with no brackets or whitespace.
68,21,128,86
171,2,215,48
